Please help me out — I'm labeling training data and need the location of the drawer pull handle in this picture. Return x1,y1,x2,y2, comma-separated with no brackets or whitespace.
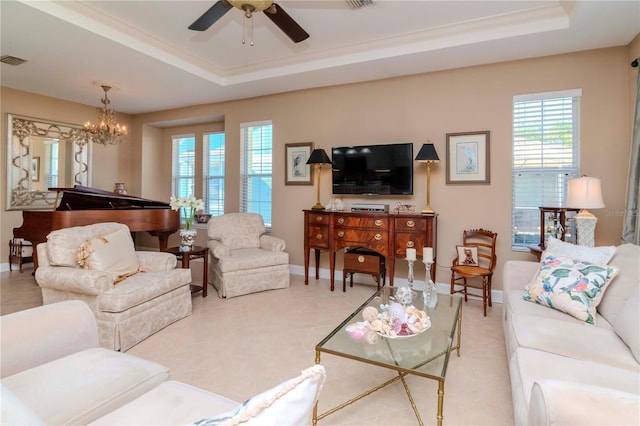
337,217,345,224
337,231,345,238
358,255,365,263
406,220,415,228
374,219,382,227
374,233,382,241
315,233,323,240
406,241,415,248
315,216,323,222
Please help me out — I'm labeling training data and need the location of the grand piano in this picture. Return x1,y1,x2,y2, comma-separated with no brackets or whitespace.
13,185,180,270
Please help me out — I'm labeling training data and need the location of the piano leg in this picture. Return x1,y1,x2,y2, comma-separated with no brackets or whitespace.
150,231,174,251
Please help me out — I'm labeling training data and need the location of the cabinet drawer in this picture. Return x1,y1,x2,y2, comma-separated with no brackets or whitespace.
395,233,426,256
307,225,329,248
335,229,388,244
394,217,427,232
307,213,330,225
344,251,385,274
334,215,388,229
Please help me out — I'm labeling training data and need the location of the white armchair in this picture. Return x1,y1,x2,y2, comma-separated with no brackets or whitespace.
35,222,192,351
207,213,290,298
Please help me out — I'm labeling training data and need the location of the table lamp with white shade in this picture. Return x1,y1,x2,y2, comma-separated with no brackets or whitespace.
566,176,605,247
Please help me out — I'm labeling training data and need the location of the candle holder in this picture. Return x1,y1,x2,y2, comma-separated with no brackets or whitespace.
395,257,416,306
422,259,438,309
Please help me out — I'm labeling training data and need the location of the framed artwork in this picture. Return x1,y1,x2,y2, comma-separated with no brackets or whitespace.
31,157,40,182
285,142,314,185
446,131,490,184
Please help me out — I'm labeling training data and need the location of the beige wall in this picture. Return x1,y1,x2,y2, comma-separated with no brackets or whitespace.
2,45,636,291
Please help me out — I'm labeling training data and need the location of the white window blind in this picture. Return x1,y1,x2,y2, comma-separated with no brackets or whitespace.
512,91,580,249
172,135,195,201
240,121,273,229
204,132,225,216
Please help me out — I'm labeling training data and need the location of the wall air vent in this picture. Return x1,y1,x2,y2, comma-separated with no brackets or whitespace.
1,55,27,66
345,0,372,9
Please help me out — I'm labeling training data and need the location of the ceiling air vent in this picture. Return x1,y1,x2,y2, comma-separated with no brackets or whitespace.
345,0,372,9
1,55,27,66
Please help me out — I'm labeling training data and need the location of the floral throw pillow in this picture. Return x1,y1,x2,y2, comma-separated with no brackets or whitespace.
523,254,618,325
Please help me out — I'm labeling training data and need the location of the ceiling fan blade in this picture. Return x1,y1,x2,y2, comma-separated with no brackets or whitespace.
188,0,233,31
263,3,310,43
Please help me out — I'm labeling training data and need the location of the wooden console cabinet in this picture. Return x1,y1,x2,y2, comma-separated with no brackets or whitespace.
303,210,437,291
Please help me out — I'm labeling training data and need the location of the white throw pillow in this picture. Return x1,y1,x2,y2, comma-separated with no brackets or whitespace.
456,245,479,266
545,237,616,265
193,365,326,426
77,226,139,279
47,222,123,267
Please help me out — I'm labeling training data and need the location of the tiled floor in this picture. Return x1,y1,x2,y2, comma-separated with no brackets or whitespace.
1,266,514,425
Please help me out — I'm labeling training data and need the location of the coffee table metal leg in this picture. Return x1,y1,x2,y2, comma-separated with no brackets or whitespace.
437,380,444,426
400,374,423,425
313,350,321,426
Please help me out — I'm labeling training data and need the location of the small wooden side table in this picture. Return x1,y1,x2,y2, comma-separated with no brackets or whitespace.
165,245,209,297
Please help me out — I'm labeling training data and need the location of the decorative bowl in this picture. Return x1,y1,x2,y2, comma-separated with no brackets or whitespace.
194,214,212,224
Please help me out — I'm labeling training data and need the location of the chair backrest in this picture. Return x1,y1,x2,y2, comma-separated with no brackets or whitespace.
207,213,265,250
462,228,498,272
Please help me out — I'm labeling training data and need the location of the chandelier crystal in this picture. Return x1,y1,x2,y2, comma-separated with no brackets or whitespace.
84,85,126,145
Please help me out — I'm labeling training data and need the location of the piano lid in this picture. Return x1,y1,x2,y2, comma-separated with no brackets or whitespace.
54,185,171,210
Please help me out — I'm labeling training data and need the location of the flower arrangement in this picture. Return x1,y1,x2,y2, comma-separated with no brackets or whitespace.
170,196,204,230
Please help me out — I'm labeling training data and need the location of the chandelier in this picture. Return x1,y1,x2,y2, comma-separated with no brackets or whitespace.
84,85,127,145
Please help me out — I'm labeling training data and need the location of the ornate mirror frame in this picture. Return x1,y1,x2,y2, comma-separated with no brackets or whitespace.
6,114,92,210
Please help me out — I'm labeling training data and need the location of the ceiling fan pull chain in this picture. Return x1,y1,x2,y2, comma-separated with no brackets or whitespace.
241,14,255,46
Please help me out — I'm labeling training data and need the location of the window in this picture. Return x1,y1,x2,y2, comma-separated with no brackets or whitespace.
512,90,581,249
240,121,273,229
204,132,225,216
172,135,195,200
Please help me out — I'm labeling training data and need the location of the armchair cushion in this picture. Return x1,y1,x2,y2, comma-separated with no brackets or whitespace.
216,248,289,273
47,222,124,267
78,226,140,281
208,213,264,250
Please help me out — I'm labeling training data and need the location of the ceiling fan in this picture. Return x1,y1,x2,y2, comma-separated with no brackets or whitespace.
188,0,310,44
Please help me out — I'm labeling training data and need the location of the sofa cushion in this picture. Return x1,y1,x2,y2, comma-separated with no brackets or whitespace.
217,248,289,273
78,226,140,281
597,243,640,325
2,348,169,425
523,253,618,325
90,381,239,425
46,222,126,267
193,365,326,426
544,237,616,264
507,313,638,371
609,285,640,363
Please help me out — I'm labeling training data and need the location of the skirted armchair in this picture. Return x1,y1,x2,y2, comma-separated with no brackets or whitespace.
35,222,192,351
207,213,290,298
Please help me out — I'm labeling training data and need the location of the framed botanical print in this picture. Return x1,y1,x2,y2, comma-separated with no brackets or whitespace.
446,131,490,184
285,142,314,185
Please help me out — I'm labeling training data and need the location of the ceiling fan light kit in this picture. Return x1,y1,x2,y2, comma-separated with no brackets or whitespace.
189,0,309,44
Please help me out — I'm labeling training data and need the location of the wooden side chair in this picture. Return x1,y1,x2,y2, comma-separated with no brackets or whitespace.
450,229,497,316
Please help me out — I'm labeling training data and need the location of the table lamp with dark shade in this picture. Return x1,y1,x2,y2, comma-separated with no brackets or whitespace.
306,148,332,210
415,143,439,214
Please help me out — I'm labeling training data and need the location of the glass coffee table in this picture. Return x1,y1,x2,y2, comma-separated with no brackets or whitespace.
313,287,462,426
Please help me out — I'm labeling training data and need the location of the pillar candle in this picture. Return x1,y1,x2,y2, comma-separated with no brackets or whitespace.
406,248,417,261
423,247,433,263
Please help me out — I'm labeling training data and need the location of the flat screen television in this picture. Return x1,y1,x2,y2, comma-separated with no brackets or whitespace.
332,143,413,195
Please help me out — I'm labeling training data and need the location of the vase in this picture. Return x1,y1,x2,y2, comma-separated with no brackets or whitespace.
179,229,197,250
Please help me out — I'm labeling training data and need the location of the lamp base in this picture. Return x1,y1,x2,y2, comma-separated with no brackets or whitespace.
311,203,325,210
575,210,598,247
421,205,435,215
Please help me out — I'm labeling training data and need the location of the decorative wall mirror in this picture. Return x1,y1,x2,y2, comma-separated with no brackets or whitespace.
6,114,92,210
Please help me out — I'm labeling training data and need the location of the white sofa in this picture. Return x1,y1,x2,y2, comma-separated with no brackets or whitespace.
502,241,640,425
0,301,326,425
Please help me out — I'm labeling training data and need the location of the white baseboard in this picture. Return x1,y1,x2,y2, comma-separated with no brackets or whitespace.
289,264,503,303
